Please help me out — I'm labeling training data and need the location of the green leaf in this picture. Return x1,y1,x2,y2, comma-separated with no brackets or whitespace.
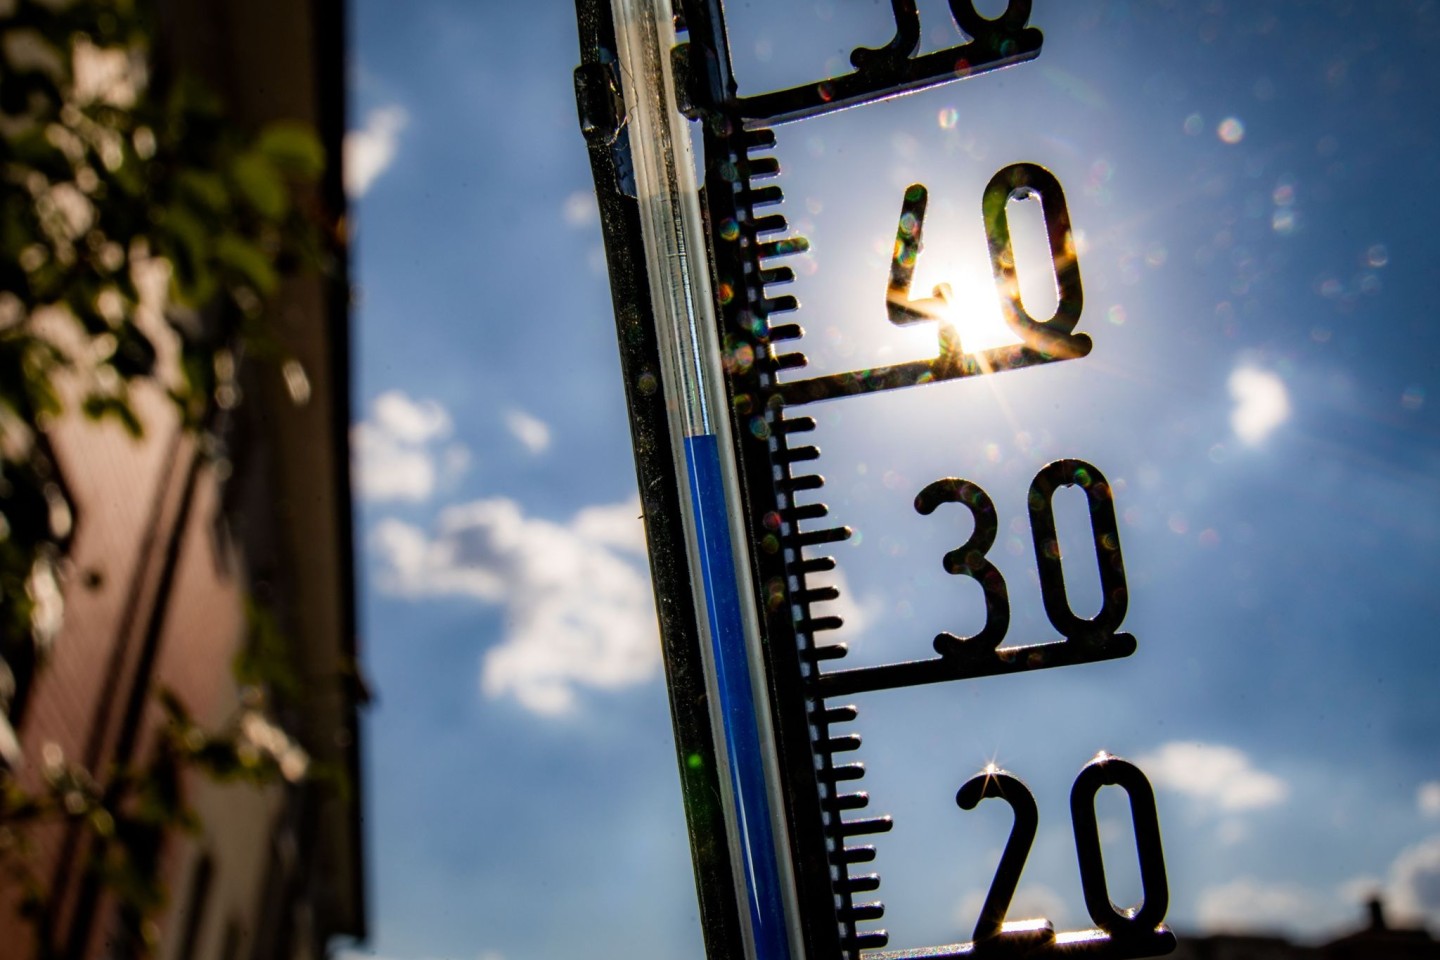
156,688,191,724
235,597,300,699
157,206,215,306
256,121,324,180
229,150,288,220
7,129,69,177
175,169,230,215
214,233,278,295
81,394,144,438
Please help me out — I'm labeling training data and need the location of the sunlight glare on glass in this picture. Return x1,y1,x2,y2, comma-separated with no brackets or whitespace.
911,256,1019,356
896,192,1071,359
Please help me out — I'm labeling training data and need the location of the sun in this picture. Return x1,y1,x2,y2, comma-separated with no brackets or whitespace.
915,257,1023,357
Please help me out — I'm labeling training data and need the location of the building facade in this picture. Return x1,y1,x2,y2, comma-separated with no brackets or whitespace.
0,1,363,957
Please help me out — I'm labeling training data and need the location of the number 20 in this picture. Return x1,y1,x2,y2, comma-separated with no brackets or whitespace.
958,754,1169,943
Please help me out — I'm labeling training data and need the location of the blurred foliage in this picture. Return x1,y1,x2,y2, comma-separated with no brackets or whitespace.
0,683,313,955
0,0,328,684
234,596,304,703
0,0,332,954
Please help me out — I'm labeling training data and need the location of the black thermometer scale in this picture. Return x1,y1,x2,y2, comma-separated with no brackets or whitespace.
574,3,1176,958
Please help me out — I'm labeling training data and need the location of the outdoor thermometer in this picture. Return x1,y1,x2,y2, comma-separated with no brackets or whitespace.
574,2,1177,958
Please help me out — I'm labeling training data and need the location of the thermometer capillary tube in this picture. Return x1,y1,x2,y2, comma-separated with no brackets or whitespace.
609,1,804,958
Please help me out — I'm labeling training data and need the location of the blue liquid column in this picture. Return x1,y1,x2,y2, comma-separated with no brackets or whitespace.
608,0,803,957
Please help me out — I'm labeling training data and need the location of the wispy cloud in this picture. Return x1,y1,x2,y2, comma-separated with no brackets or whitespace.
1420,782,1440,818
1229,366,1291,446
808,565,878,638
344,104,409,198
1214,817,1250,847
504,408,552,454
561,189,598,228
351,390,467,502
370,496,658,715
1134,741,1288,812
1196,876,1332,933
1388,834,1440,925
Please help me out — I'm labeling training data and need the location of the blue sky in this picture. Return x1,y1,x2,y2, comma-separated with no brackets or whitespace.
341,2,1440,957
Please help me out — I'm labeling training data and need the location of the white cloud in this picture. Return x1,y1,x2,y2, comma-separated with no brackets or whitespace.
344,105,409,198
1388,834,1440,926
351,425,435,502
562,189,598,228
810,565,878,638
1228,366,1291,445
1215,817,1249,846
441,443,472,483
370,496,659,715
1420,782,1440,818
374,389,451,443
1133,741,1288,812
1194,848,1440,939
1196,877,1331,933
505,408,552,454
351,390,464,502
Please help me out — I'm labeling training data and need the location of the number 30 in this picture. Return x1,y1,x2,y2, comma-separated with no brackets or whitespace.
917,458,1128,658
